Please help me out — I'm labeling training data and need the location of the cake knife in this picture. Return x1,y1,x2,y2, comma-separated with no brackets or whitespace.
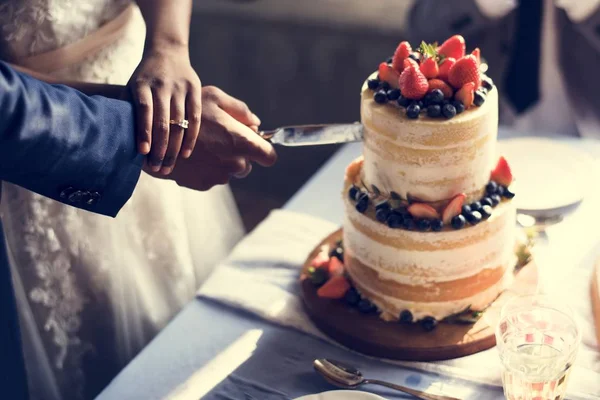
259,123,363,146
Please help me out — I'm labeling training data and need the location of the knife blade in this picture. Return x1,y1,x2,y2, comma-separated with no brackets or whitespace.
259,123,363,146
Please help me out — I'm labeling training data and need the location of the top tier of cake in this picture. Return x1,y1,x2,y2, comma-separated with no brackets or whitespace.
360,72,498,204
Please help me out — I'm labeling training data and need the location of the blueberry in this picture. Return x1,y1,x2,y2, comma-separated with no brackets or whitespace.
387,88,401,101
421,316,438,332
470,201,482,212
348,186,359,201
503,187,515,199
479,87,488,95
374,90,388,104
474,91,486,107
397,95,411,108
376,207,390,223
353,189,365,202
381,81,391,91
417,219,431,231
355,194,369,213
344,287,361,306
367,79,380,90
375,202,391,211
431,219,444,232
408,53,420,63
481,197,493,207
427,104,442,118
406,103,421,119
480,205,493,219
417,100,424,109
442,99,451,106
496,186,505,196
490,194,501,206
402,216,414,230
308,267,328,286
387,211,403,228
482,75,494,90
486,181,498,195
386,56,393,64
452,100,465,114
461,205,472,214
451,214,466,229
358,299,376,314
399,310,413,324
466,211,482,224
442,103,457,119
429,89,444,104
329,246,344,262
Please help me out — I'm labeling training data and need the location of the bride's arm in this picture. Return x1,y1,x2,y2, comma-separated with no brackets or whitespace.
8,63,125,98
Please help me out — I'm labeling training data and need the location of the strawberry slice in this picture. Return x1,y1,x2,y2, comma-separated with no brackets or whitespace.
317,275,351,299
448,55,481,89
399,64,429,100
392,41,412,72
471,48,481,66
491,156,513,186
345,156,364,183
442,193,466,224
427,79,453,98
378,62,400,89
311,251,330,269
438,57,455,82
455,82,475,108
438,35,466,60
328,257,345,277
420,57,439,79
407,203,440,219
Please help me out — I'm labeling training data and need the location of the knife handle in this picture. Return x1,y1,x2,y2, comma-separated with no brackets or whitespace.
258,130,277,141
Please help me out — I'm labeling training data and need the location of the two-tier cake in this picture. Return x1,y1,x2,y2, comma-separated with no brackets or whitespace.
309,35,517,331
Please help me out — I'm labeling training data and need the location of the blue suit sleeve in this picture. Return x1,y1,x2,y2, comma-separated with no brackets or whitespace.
0,61,143,217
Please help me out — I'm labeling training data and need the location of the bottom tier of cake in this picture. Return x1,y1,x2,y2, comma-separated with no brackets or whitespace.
342,190,517,322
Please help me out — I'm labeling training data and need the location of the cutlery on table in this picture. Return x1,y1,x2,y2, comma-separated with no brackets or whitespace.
259,123,363,146
313,358,460,400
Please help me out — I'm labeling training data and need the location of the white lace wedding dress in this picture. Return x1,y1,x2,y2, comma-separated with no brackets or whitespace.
0,1,245,399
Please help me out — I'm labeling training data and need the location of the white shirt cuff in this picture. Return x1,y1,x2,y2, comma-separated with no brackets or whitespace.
555,0,600,22
475,0,518,19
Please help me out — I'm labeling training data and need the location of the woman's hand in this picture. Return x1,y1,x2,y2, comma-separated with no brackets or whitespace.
129,47,215,174
144,86,276,190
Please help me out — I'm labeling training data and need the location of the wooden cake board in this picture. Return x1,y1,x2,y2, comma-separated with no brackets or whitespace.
300,228,539,362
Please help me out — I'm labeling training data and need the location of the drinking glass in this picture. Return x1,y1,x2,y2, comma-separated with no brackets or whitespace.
495,294,581,400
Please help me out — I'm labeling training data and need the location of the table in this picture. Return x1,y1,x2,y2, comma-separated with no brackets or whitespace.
97,130,600,400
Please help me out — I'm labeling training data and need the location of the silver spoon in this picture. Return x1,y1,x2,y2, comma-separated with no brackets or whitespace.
313,359,460,400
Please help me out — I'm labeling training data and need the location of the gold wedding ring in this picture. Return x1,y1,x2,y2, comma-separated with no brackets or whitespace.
170,119,189,129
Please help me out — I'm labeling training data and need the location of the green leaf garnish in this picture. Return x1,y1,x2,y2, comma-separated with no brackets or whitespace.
390,191,402,200
371,185,381,196
418,41,439,61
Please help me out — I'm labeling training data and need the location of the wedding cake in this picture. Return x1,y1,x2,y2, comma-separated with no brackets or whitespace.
312,35,517,331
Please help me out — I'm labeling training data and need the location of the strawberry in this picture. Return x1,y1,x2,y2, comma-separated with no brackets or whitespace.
427,79,453,98
448,55,481,89
438,35,466,60
438,57,455,82
311,251,330,269
328,257,345,277
345,156,364,183
419,57,438,79
399,64,429,100
392,41,412,72
407,203,440,219
455,82,475,108
317,275,351,299
378,62,400,89
491,156,513,186
471,48,481,65
403,57,418,70
442,193,466,224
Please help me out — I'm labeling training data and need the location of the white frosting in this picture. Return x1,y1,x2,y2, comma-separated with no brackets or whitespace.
350,266,515,321
360,75,499,202
343,197,517,285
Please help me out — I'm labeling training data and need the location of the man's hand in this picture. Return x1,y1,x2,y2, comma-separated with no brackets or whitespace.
144,86,276,191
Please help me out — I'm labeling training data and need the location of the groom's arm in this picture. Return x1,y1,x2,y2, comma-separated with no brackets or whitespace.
0,61,144,217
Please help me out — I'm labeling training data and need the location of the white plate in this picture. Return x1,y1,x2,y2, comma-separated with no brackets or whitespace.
294,390,387,400
497,138,592,213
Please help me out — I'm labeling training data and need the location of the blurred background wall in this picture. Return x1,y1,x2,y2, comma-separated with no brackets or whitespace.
189,0,414,230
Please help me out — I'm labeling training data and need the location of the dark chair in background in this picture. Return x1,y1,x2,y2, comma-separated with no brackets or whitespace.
190,0,411,230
